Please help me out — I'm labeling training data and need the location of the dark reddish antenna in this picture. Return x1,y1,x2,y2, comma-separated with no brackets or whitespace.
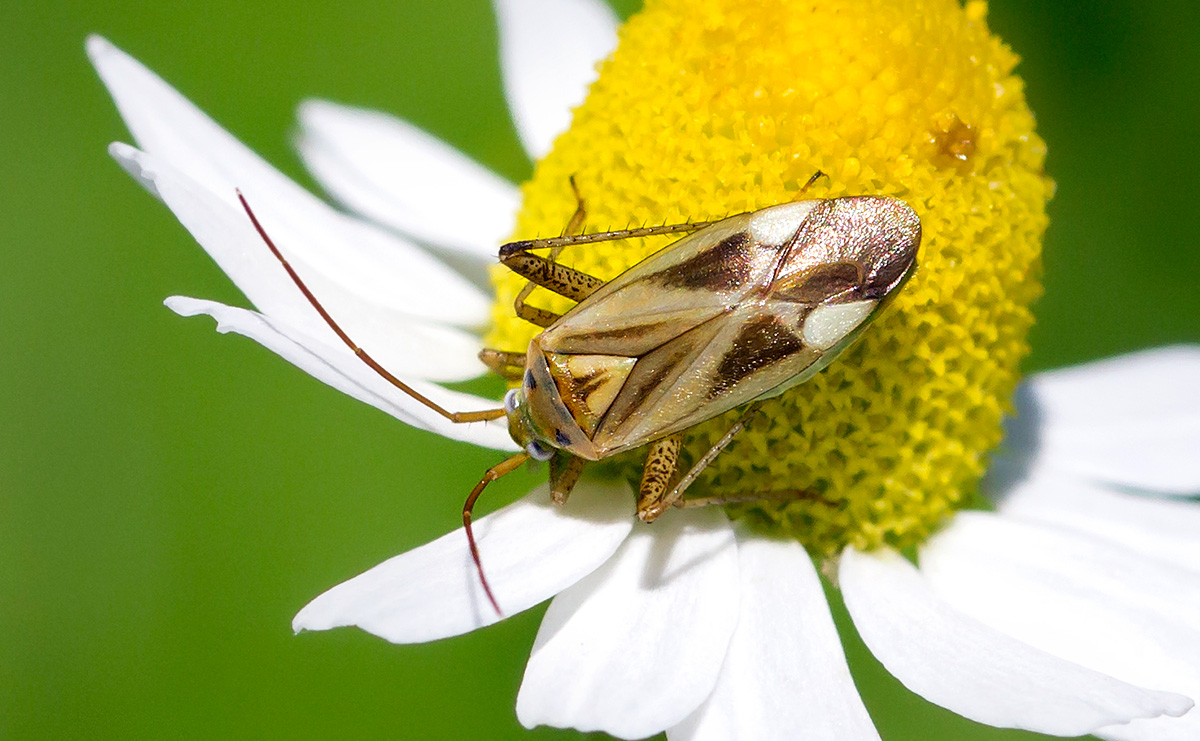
238,190,524,616
462,451,530,616
236,191,505,424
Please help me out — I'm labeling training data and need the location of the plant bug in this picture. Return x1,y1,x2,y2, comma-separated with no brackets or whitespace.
237,176,920,614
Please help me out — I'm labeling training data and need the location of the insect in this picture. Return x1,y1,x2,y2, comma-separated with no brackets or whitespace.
238,175,921,613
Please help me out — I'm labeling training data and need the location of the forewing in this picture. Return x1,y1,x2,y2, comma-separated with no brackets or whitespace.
533,199,893,453
593,302,828,453
539,208,806,357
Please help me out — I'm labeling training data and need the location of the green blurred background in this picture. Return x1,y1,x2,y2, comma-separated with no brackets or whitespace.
2,0,1198,738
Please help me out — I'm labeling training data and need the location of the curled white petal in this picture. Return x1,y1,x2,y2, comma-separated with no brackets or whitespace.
988,459,1200,571
493,0,619,160
297,100,519,262
1007,346,1200,495
166,296,515,451
517,507,738,740
670,526,879,741
111,143,484,382
921,511,1200,739
89,35,489,329
294,478,633,643
840,546,1192,736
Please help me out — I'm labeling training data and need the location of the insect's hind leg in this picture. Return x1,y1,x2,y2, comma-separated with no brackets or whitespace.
636,404,813,519
791,169,827,200
505,177,602,327
562,174,587,238
504,252,606,304
503,179,604,305
512,297,562,329
672,488,815,510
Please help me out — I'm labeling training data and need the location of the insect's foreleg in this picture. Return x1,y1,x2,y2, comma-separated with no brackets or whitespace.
637,401,764,523
478,348,526,381
463,451,531,616
237,192,504,424
635,433,684,521
549,452,585,505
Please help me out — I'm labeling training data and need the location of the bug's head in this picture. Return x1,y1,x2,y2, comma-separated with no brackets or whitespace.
502,386,556,462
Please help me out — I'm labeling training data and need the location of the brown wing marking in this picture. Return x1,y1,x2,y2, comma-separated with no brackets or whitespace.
593,318,723,445
540,304,724,356
707,314,807,400
649,232,755,291
771,261,864,304
543,213,789,356
544,353,636,435
594,303,826,452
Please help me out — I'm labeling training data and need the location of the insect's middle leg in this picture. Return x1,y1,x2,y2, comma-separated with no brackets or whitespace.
638,401,764,522
636,434,684,519
478,348,526,380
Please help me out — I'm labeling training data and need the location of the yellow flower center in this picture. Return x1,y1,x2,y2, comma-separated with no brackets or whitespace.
485,0,1052,555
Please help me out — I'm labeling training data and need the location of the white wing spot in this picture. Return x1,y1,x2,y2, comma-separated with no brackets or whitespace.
747,201,820,246
802,300,877,350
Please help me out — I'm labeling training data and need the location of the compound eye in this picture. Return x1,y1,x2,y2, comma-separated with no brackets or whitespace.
503,388,520,414
525,440,555,461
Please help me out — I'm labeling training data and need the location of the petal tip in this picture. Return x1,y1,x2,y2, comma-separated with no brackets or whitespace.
108,142,162,198
107,140,140,167
296,98,337,125
85,34,115,63
1164,692,1195,719
291,598,341,635
290,610,314,634
163,296,193,316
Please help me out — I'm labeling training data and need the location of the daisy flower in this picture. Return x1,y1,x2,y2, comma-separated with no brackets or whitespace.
90,0,1200,739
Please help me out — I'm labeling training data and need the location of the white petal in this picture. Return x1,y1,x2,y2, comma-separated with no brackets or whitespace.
294,477,633,643
89,36,490,328
988,459,1200,571
167,296,516,451
113,143,484,382
297,100,519,262
669,526,879,741
493,0,619,160
1099,715,1200,741
517,507,739,740
840,546,1191,736
1007,346,1200,494
921,512,1200,739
